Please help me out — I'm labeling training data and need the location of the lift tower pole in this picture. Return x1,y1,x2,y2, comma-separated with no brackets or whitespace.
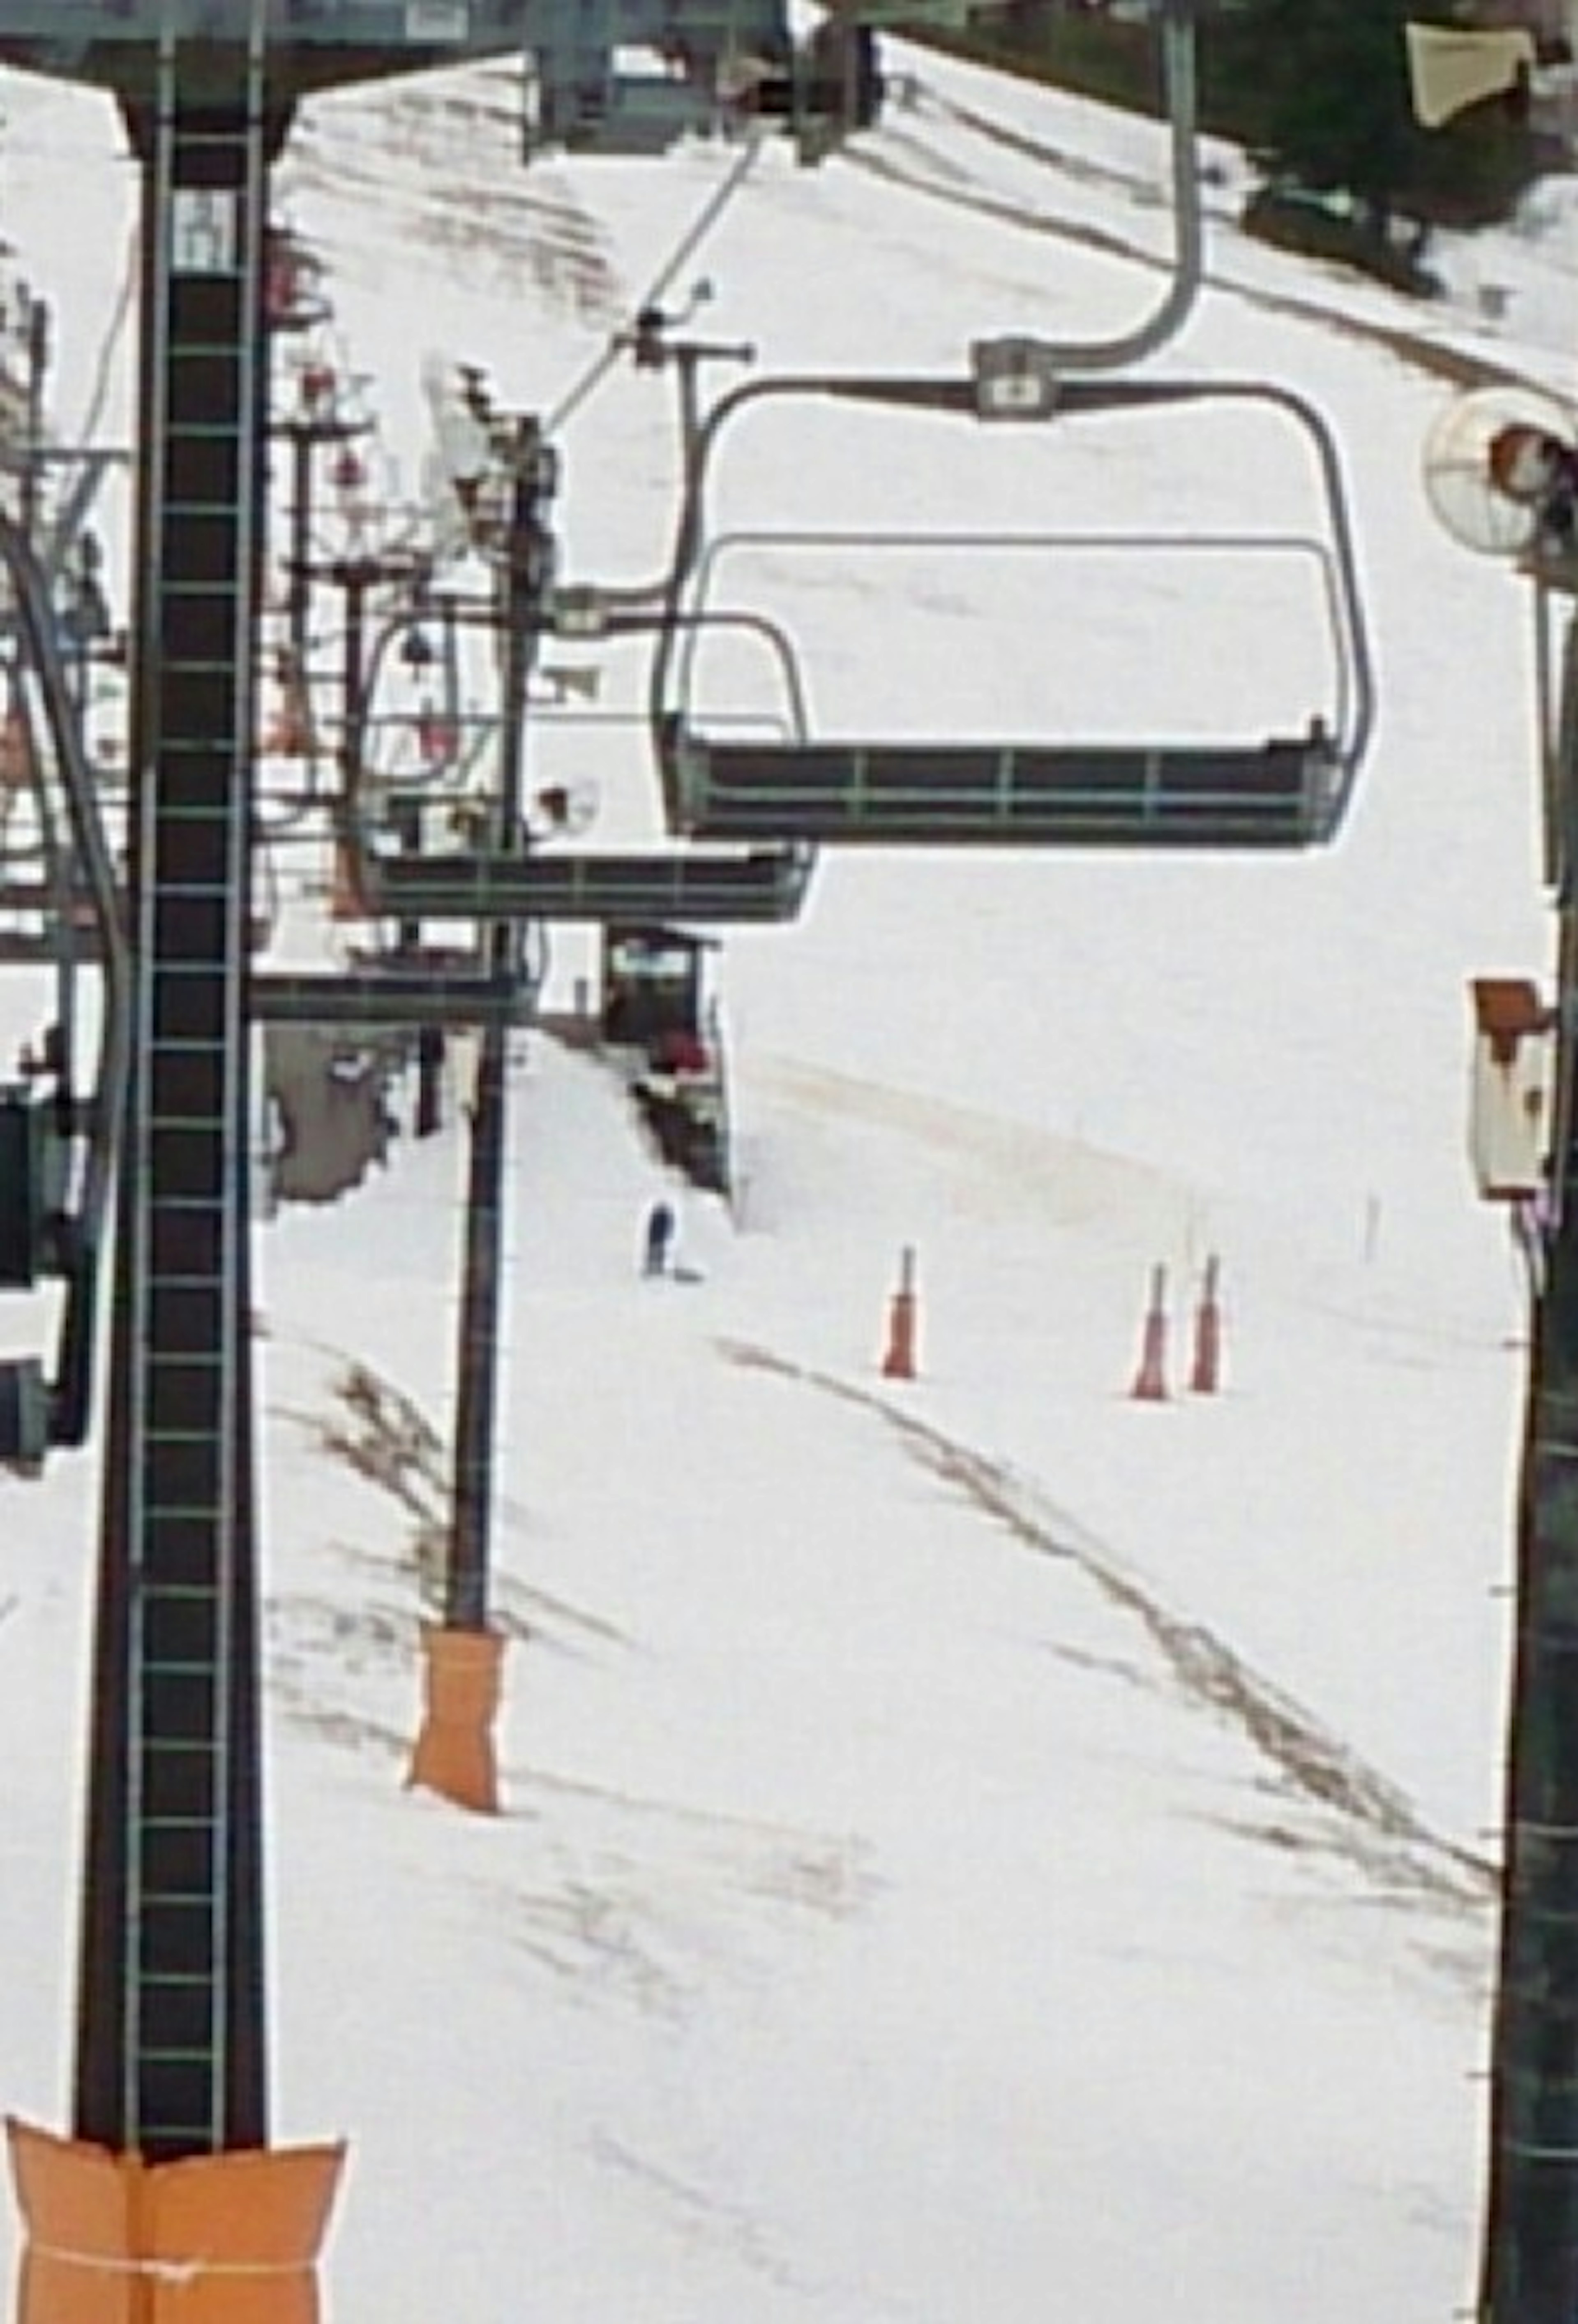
4,17,348,2317
1479,794,1578,2324
406,418,557,1818
74,24,281,2160
448,420,554,1635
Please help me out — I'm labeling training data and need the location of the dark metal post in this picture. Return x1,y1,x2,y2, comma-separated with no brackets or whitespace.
335,557,371,818
20,293,47,550
1480,892,1578,2322
74,46,285,2161
415,1023,444,1139
446,420,554,1631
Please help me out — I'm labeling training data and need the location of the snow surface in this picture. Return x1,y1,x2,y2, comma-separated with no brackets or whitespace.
0,28,1571,2323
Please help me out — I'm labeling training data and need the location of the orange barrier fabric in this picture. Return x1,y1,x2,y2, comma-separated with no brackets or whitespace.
6,2118,344,2324
407,1622,506,1814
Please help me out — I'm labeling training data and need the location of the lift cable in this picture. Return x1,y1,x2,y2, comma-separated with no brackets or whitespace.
545,124,765,438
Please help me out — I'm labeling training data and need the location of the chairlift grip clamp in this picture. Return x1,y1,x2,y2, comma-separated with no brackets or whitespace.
970,336,1060,423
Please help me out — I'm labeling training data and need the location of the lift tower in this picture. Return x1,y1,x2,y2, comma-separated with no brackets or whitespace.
0,9,869,2311
0,1,537,2186
0,16,526,2305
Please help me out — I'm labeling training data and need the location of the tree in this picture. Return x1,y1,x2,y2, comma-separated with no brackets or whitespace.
1215,0,1446,236
934,0,1546,240
1214,0,1537,237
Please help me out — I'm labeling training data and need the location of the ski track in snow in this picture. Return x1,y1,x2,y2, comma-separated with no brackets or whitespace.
281,73,623,323
273,1298,1491,2017
855,76,1524,395
286,48,1534,430
717,1335,1495,1927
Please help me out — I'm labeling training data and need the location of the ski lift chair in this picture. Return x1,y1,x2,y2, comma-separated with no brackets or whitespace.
264,225,330,336
337,601,819,931
650,363,1375,852
602,924,717,1049
0,515,129,1467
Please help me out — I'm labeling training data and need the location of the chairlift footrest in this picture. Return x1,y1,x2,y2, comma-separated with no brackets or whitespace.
364,847,814,924
251,971,535,1029
666,734,1343,849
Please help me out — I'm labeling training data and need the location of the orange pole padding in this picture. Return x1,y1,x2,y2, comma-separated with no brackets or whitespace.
6,2116,344,2324
327,840,370,923
1190,1254,1223,1395
0,711,33,790
1130,1262,1170,1402
880,1245,920,1381
406,1621,506,1814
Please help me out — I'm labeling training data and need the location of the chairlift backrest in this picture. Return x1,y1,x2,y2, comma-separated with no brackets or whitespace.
602,925,713,1049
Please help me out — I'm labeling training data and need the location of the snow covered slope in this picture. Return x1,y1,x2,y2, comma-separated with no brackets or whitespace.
0,30,1569,2321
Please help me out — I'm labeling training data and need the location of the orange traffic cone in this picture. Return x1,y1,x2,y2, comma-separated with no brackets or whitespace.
328,837,370,921
1130,1262,1170,1401
1190,1254,1223,1395
0,707,33,788
262,684,314,758
881,1245,920,1381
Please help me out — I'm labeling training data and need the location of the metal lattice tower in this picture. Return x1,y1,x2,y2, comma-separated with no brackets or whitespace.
0,0,860,2171
74,24,281,2162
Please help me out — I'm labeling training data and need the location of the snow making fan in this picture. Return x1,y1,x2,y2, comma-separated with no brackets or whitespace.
1423,382,1578,563
1422,384,1578,894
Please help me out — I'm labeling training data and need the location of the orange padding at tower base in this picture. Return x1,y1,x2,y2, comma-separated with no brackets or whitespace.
407,1621,506,1814
6,2117,344,2324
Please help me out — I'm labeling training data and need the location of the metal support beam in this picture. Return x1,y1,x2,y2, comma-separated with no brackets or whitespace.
75,36,283,2162
1479,633,1578,2319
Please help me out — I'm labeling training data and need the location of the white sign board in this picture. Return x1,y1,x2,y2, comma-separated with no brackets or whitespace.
170,189,239,277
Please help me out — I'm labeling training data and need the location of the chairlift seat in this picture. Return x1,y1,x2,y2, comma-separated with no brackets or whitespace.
363,845,814,925
251,970,535,1030
665,730,1343,850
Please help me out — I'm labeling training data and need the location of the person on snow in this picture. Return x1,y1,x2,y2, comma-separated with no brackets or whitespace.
641,1199,676,1278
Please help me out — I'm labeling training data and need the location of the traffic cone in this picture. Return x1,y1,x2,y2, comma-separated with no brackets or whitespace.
262,681,313,757
328,836,369,921
1190,1254,1223,1395
1130,1263,1169,1401
881,1245,920,1381
0,708,32,788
